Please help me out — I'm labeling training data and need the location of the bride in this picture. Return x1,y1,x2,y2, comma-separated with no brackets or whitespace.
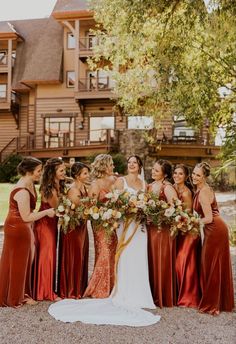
48,155,160,327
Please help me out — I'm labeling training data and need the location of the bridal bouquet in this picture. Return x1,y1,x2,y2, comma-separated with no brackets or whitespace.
144,192,170,227
123,190,148,223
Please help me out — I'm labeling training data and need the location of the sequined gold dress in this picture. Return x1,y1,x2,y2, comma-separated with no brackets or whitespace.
83,189,117,298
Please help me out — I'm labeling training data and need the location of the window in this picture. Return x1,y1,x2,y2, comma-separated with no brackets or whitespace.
128,116,153,129
67,32,75,49
90,116,115,142
44,117,74,148
173,115,195,139
0,84,7,98
85,32,97,49
66,71,75,87
86,70,114,91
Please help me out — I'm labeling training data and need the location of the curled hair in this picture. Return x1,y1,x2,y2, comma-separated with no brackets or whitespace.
174,164,194,194
196,162,211,177
127,155,143,174
91,154,113,179
71,162,90,179
156,159,173,181
40,157,65,199
17,157,42,176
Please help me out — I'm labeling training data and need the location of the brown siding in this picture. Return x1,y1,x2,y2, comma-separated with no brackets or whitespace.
0,113,19,153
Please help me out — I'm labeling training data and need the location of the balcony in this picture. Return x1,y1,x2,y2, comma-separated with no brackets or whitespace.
0,129,119,161
0,54,15,72
79,37,98,61
148,135,220,161
75,77,116,100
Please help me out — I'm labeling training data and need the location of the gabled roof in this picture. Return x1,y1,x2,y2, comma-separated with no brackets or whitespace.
9,18,63,90
0,21,23,40
52,0,92,19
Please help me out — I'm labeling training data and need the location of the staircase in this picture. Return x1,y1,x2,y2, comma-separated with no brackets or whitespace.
0,138,18,163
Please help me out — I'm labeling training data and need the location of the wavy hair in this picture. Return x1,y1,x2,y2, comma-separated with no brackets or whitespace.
40,158,65,199
127,155,143,174
174,163,194,194
195,162,211,177
156,159,173,181
91,154,113,179
71,162,90,179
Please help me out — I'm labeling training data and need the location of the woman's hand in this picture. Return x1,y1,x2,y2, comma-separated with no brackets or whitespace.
46,208,56,218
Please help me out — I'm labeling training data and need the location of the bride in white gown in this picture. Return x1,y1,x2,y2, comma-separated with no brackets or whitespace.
48,156,160,327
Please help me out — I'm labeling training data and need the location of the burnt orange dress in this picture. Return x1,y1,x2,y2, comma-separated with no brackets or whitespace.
193,190,235,314
33,202,58,301
0,187,36,307
175,190,201,308
148,184,177,308
59,191,89,299
83,189,118,298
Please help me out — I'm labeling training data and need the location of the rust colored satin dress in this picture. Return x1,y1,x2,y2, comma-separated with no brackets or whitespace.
148,184,177,308
193,190,235,314
175,191,201,308
33,202,58,301
83,189,118,298
59,191,89,299
0,188,36,307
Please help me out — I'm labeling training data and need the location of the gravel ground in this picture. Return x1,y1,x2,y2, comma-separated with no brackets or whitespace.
0,197,235,344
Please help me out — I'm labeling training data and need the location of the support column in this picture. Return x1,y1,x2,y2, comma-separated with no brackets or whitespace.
74,19,80,92
7,39,12,103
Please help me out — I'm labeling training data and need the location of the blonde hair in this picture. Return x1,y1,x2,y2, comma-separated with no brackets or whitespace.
196,162,211,177
91,154,113,179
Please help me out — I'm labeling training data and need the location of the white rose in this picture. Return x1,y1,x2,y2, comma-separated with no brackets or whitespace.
115,211,122,219
64,214,70,224
92,213,99,220
58,205,65,212
164,207,175,217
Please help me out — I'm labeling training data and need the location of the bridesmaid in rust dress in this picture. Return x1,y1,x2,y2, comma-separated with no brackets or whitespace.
0,157,55,307
173,164,201,308
83,154,117,298
148,159,178,307
192,162,234,315
59,162,90,299
33,158,66,301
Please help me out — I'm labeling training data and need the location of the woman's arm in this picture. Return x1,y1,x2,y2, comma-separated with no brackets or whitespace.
199,188,214,224
164,184,178,204
182,190,193,212
88,182,100,199
67,187,81,206
14,190,55,222
113,177,124,191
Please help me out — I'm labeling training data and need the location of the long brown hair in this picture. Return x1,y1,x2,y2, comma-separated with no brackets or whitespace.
40,158,65,199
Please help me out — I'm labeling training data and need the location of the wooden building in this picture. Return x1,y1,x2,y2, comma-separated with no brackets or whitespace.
0,0,220,166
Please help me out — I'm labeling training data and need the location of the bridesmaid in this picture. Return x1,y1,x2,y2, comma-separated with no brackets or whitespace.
83,154,117,298
0,157,55,307
173,164,201,308
33,157,66,301
59,162,90,299
192,162,234,314
148,159,178,307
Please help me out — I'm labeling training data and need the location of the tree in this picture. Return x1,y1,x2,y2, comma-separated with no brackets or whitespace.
89,0,236,157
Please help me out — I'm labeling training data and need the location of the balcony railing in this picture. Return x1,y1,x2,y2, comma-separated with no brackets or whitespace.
79,37,98,51
0,54,15,68
78,77,114,92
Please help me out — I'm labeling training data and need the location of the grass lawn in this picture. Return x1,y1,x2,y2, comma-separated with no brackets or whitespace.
0,183,41,224
0,183,12,224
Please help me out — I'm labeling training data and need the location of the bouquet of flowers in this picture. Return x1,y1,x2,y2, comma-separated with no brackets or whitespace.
87,190,125,238
144,192,170,227
56,195,92,234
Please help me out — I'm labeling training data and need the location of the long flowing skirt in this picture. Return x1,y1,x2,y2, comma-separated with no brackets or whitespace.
199,216,234,314
148,225,177,307
59,224,89,298
176,234,201,307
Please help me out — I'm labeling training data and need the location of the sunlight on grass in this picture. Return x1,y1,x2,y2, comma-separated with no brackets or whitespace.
0,183,41,224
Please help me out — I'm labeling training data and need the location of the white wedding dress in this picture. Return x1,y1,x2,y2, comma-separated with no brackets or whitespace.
48,179,160,327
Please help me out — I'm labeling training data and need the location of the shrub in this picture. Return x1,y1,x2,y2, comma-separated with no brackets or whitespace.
0,154,22,182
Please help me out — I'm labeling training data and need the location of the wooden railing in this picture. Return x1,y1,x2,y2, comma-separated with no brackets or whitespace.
78,77,114,92
0,138,17,162
0,54,15,67
79,37,98,51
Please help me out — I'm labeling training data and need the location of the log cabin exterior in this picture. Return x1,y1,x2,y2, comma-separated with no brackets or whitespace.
0,0,220,167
